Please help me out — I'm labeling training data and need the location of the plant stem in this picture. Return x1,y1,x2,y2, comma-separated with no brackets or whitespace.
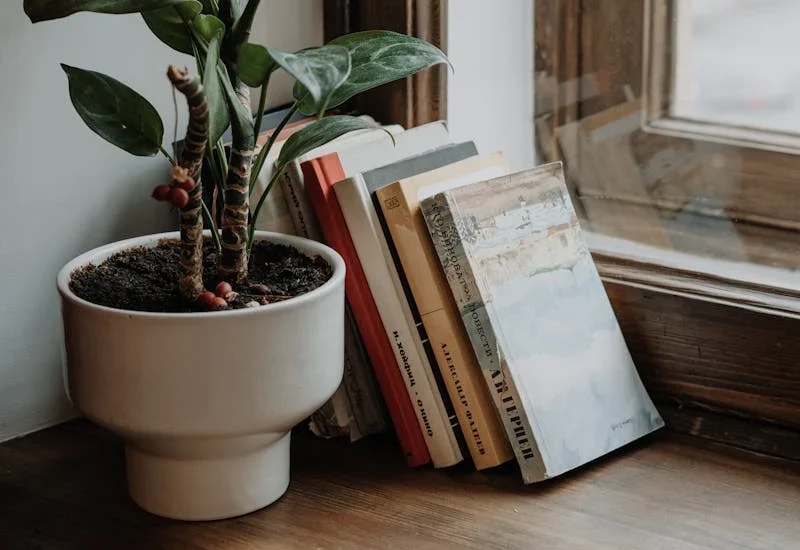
159,145,176,165
230,0,262,47
249,103,298,193
167,66,210,301
205,141,226,225
247,166,283,256
201,199,222,254
253,81,269,140
218,93,255,284
215,138,229,174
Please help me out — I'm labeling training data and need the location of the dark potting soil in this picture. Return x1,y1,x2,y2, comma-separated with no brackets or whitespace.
69,239,333,313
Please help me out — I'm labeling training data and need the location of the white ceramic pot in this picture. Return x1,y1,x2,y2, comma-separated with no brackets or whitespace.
57,231,345,521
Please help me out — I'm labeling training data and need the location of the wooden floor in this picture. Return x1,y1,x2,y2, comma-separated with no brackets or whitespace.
1,421,798,549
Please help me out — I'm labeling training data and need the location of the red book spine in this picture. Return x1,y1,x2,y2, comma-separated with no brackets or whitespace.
301,153,430,467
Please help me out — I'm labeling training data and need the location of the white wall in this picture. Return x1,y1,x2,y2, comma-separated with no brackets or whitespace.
446,0,535,172
0,1,322,442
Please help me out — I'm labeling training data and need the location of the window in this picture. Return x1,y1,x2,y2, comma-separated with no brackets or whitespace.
671,0,800,138
535,0,800,312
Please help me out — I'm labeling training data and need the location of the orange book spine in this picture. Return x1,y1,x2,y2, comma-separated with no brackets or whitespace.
301,154,430,467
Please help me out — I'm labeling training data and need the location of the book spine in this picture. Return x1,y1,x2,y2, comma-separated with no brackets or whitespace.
421,193,546,482
335,177,463,468
279,163,325,241
302,155,430,467
281,162,389,441
378,183,513,470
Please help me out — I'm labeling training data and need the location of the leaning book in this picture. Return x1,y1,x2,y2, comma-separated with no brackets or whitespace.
421,161,664,482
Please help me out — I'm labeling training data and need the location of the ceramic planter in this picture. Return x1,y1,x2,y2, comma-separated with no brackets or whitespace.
57,231,345,521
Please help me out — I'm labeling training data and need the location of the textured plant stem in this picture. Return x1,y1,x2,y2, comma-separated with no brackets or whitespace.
219,121,254,283
216,0,260,283
167,65,209,301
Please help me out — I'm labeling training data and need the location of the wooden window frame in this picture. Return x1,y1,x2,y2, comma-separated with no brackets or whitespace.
327,0,800,464
647,0,800,156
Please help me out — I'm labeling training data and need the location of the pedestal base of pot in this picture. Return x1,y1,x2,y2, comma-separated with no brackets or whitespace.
126,432,291,521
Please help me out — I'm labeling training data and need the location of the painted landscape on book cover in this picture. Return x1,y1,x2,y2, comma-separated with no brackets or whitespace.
448,162,664,478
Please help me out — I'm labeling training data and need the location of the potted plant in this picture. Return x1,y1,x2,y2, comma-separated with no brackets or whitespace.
26,0,447,521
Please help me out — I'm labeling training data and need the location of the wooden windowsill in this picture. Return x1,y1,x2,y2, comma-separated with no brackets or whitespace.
1,420,798,549
587,231,800,317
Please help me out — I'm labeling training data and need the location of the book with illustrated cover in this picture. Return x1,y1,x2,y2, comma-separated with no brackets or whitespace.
376,153,515,470
421,161,664,482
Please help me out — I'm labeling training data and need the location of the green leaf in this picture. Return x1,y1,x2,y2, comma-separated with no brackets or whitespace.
141,1,203,54
61,64,164,157
25,0,188,22
270,45,351,115
277,116,383,168
295,30,449,116
203,33,230,144
193,13,225,41
219,63,254,136
199,0,218,14
218,0,243,27
237,43,276,88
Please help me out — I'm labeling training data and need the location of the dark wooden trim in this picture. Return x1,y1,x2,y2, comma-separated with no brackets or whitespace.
604,281,800,455
658,403,800,464
323,0,447,128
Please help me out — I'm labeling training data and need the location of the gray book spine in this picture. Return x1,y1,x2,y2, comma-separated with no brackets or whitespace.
421,193,546,482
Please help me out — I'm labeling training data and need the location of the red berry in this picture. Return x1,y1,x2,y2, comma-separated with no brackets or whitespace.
176,176,196,192
215,281,233,297
169,187,190,208
151,184,171,201
197,291,216,308
210,296,227,308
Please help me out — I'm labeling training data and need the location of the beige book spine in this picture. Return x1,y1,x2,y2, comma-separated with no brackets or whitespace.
377,183,514,470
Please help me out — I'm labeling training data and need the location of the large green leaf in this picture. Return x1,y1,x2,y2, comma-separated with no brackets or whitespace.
61,65,164,157
270,45,350,115
203,33,230,143
141,1,202,54
25,0,187,22
294,31,449,116
193,13,225,42
237,43,276,88
277,116,383,169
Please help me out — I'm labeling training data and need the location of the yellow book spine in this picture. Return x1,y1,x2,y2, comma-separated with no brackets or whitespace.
378,183,514,470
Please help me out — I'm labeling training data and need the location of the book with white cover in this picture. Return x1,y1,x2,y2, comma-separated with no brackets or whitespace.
333,142,480,467
251,115,385,234
280,121,451,234
280,125,405,242
421,162,664,482
335,174,464,467
292,121,453,457
279,126,405,442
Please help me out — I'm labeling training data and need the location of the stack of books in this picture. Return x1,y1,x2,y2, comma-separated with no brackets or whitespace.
242,107,665,483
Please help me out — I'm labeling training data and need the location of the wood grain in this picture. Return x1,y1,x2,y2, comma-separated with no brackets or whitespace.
323,0,447,128
1,420,799,550
605,281,800,429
